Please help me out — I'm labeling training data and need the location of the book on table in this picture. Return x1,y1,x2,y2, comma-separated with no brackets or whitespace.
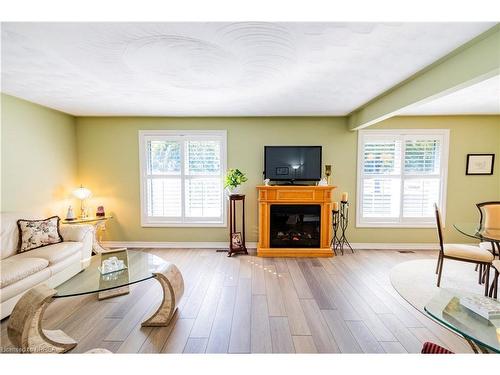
459,295,500,320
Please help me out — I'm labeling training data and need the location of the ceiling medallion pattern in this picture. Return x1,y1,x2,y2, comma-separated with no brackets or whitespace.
1,22,495,116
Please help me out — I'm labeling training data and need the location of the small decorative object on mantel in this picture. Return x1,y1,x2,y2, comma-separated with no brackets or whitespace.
264,178,271,186
318,177,328,186
96,205,105,217
325,164,332,185
224,168,248,196
65,205,76,221
466,154,495,175
331,193,354,255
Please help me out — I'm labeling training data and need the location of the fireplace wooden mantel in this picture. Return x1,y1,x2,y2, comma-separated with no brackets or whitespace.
257,185,336,257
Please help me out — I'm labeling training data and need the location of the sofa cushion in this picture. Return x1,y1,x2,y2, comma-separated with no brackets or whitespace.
15,241,83,265
17,216,63,253
48,251,82,275
0,267,51,303
0,257,49,288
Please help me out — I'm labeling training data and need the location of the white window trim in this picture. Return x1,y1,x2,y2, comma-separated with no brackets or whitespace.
356,129,449,228
139,130,227,227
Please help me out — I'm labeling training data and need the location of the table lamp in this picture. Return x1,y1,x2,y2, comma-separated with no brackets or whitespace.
73,185,92,218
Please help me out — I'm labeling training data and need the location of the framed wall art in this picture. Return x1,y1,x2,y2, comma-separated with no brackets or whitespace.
466,154,495,175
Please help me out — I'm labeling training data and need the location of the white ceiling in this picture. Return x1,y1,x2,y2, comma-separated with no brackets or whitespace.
400,75,500,115
1,22,496,116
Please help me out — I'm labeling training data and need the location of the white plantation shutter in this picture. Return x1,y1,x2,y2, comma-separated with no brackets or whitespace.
357,130,449,227
140,131,227,226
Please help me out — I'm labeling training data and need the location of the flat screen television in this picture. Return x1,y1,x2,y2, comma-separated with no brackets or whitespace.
264,146,322,181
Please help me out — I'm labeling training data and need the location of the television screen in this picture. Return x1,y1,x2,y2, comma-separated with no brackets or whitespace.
264,146,322,181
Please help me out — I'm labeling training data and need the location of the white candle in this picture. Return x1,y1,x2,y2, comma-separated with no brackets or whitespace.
333,202,339,211
341,192,348,202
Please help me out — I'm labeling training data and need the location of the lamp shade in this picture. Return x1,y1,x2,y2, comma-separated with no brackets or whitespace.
73,186,92,200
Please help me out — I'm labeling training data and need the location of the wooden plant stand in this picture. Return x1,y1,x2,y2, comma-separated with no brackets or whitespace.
228,194,248,257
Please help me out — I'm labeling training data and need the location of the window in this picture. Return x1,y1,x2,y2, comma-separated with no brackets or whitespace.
357,129,449,227
139,130,227,226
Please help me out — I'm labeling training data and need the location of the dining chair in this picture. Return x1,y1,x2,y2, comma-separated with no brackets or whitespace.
434,204,494,296
476,201,500,257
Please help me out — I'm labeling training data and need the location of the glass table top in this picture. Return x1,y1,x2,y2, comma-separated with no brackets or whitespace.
424,288,500,353
453,222,500,242
55,250,164,298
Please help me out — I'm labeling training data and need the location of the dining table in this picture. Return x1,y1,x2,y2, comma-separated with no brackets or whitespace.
453,222,500,256
423,222,500,353
425,288,500,353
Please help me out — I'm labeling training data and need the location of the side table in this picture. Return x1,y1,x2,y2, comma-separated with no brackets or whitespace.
228,194,248,257
61,216,122,254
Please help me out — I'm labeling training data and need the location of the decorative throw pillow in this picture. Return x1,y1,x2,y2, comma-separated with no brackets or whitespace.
17,216,63,253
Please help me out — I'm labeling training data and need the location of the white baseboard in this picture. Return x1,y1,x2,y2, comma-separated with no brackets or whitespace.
102,241,258,249
103,241,439,251
350,243,440,250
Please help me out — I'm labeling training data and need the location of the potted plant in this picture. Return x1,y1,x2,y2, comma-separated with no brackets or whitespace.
224,169,248,195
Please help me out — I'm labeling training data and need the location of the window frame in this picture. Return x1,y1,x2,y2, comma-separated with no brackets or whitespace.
356,129,450,228
139,130,227,227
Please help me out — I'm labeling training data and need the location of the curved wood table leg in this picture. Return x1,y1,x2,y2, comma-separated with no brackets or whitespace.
141,262,184,327
7,284,77,354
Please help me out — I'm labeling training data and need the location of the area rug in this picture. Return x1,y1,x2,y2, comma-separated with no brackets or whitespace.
390,258,491,312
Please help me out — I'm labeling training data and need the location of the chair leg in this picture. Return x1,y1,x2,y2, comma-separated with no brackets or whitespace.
435,253,442,275
475,264,479,272
482,265,488,284
484,264,490,297
478,264,483,284
437,257,444,287
489,273,496,297
492,270,499,299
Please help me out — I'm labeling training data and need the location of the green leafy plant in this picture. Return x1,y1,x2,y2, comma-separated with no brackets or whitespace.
224,169,248,190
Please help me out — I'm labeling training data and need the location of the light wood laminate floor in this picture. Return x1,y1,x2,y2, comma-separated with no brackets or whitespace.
0,249,474,353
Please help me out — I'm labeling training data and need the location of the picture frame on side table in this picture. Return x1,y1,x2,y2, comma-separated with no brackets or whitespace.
231,232,243,249
466,154,495,175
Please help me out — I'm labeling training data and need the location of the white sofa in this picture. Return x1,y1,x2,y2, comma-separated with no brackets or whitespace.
1,212,94,319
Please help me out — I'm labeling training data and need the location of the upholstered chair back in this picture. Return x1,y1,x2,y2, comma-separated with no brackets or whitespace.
477,202,500,229
434,203,444,253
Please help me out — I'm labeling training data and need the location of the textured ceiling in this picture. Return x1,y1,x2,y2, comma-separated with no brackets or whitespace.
400,75,500,115
1,22,496,116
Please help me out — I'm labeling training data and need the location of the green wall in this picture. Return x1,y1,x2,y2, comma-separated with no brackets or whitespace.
75,115,500,245
1,94,78,216
2,93,497,244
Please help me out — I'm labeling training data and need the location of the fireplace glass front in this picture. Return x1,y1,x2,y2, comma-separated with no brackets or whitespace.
269,204,321,248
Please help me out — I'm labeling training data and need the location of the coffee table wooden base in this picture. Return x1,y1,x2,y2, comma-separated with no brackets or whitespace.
7,260,184,353
98,285,130,300
7,284,77,353
141,263,184,327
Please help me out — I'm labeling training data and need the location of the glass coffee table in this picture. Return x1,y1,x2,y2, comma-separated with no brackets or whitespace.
425,288,500,353
7,250,184,353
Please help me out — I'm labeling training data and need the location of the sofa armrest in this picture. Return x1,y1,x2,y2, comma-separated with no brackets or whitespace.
60,224,94,261
60,224,94,242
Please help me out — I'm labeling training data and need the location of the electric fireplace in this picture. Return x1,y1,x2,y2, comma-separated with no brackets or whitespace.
270,204,321,248
257,185,335,257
